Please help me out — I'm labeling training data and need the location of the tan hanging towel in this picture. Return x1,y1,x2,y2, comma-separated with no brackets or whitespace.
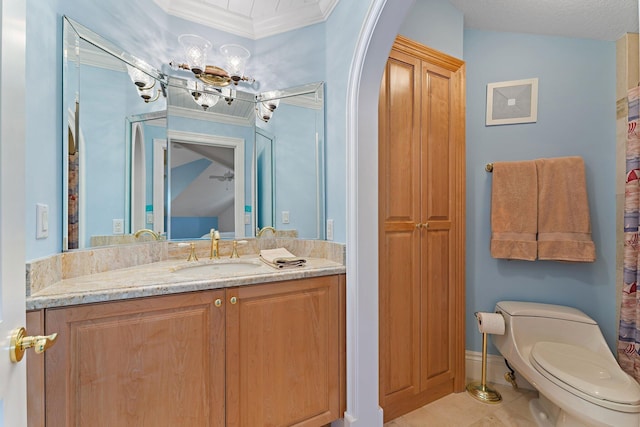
535,156,596,262
490,161,538,260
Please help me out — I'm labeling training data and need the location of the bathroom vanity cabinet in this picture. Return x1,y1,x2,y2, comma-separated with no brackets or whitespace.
29,274,345,427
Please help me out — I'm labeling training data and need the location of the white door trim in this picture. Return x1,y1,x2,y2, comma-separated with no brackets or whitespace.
0,0,27,424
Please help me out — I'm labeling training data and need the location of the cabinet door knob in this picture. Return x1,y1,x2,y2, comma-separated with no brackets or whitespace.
230,296,238,305
214,298,222,307
10,327,58,363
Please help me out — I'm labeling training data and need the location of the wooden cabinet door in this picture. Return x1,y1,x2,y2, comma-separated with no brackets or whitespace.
226,276,340,427
45,290,226,427
419,60,458,393
378,48,423,409
379,35,465,422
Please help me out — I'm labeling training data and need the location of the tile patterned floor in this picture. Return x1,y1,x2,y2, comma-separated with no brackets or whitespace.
384,384,538,427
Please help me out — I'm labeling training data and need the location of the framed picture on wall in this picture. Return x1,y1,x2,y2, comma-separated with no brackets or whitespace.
486,78,538,126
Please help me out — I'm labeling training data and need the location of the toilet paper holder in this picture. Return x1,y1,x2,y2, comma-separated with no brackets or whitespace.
466,312,503,404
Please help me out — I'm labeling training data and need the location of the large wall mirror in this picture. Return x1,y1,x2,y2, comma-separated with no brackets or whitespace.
62,16,325,251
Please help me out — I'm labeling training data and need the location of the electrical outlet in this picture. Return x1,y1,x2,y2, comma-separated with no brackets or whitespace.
326,219,334,241
112,219,124,235
244,212,251,224
282,211,290,224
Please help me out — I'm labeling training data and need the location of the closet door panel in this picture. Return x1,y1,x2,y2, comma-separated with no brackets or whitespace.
381,53,421,223
422,63,453,222
379,49,422,406
421,229,454,389
380,231,421,399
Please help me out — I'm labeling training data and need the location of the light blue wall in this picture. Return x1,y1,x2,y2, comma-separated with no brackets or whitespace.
399,0,464,58
465,29,617,353
324,1,374,244
26,0,62,258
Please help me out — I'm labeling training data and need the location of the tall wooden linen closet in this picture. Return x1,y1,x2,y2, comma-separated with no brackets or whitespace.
378,36,466,422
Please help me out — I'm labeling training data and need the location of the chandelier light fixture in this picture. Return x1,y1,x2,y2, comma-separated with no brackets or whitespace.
171,34,254,88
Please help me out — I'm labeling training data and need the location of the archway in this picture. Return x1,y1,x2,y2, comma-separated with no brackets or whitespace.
345,0,415,425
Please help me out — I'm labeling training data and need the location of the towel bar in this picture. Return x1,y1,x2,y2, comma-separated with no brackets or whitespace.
485,163,493,172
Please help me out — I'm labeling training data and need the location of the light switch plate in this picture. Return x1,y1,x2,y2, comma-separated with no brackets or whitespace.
326,219,334,241
36,203,49,239
112,219,124,235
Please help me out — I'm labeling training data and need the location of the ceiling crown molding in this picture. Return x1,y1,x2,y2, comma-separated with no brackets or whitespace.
152,0,338,40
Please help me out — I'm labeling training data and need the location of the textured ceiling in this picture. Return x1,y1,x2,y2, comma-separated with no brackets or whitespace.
155,0,639,42
152,0,339,39
448,0,639,41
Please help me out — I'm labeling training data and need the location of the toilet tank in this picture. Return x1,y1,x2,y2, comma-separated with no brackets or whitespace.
492,301,612,364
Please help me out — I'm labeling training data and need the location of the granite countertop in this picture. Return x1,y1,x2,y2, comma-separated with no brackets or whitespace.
26,255,345,310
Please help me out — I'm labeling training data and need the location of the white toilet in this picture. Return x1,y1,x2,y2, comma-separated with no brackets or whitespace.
492,301,640,427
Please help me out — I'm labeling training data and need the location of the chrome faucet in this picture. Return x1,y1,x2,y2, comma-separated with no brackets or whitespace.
257,226,276,238
134,228,160,240
209,228,220,259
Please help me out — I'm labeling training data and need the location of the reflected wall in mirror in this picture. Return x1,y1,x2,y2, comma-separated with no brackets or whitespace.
62,16,326,250
256,83,325,239
63,17,166,250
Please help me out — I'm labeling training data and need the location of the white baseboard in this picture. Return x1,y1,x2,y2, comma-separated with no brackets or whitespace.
465,350,534,390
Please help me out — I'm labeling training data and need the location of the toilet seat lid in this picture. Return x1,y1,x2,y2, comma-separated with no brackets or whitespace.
531,341,640,405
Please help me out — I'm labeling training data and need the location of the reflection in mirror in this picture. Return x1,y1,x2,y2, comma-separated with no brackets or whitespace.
166,82,253,240
255,129,275,232
256,82,325,239
128,112,167,236
167,132,245,240
62,16,166,250
62,16,326,250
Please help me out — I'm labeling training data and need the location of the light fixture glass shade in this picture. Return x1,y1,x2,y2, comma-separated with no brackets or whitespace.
259,90,281,111
126,64,155,90
220,44,250,82
188,81,220,111
195,89,220,111
179,34,211,75
256,101,274,122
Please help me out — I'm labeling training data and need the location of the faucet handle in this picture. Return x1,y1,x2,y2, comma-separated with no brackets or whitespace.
187,242,198,262
230,240,247,258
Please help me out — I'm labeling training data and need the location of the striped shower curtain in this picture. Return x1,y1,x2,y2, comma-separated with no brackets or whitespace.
620,86,640,380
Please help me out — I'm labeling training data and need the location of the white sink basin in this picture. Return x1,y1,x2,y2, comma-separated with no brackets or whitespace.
172,260,265,277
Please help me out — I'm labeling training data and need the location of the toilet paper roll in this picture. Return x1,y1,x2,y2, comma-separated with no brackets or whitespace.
476,312,505,335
